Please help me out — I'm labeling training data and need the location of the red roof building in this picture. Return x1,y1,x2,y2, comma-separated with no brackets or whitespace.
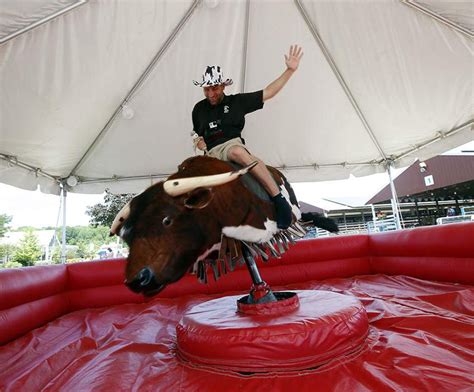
367,155,474,204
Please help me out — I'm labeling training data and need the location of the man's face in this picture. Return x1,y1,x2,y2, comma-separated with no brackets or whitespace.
203,84,225,106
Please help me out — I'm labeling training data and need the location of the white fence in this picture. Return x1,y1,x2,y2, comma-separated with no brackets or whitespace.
306,217,420,238
436,215,474,225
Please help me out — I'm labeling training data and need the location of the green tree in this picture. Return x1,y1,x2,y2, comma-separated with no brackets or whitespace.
0,244,18,263
0,214,12,237
63,226,110,246
12,229,43,266
86,190,134,227
50,245,79,264
0,261,22,269
77,241,97,260
16,226,37,232
50,225,112,263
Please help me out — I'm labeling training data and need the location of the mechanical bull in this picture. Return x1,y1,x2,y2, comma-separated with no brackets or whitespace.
110,156,338,298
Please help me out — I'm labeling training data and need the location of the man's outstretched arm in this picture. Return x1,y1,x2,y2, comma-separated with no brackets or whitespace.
262,45,303,102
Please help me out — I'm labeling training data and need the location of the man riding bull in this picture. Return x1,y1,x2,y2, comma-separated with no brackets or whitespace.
192,45,304,230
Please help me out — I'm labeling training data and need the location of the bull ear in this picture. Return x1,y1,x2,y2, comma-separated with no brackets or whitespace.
184,188,214,209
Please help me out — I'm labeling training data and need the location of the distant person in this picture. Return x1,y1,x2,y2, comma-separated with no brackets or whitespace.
192,45,304,229
376,211,387,232
447,207,456,217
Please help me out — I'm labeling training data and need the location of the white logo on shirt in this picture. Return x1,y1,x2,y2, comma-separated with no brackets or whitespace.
224,105,229,114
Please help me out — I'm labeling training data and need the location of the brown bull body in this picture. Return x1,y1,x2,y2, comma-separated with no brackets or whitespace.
114,156,338,296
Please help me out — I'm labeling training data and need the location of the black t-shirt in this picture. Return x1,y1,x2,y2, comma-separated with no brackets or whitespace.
192,90,264,151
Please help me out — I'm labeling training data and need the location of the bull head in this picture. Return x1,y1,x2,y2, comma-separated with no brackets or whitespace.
111,160,258,296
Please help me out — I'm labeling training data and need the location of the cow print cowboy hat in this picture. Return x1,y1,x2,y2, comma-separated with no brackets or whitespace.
193,65,233,87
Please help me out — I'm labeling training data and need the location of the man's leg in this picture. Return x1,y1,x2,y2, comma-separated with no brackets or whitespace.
227,145,292,229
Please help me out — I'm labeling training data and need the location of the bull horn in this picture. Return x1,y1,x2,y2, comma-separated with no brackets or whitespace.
163,161,258,197
110,201,131,236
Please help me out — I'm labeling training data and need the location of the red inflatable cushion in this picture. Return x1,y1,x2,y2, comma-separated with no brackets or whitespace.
176,290,369,372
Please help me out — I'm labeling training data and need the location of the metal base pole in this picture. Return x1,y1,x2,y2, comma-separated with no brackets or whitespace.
242,247,277,304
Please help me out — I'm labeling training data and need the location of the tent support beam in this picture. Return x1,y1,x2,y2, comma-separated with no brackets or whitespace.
68,0,201,177
400,0,473,39
294,0,388,162
0,0,88,45
75,161,381,185
0,153,59,183
60,185,68,264
73,119,473,185
387,162,402,230
3,117,470,190
240,0,251,92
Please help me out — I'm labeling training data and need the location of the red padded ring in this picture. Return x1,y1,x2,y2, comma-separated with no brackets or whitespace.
176,290,369,372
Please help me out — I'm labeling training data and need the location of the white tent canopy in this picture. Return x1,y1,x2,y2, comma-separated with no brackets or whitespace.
1,0,472,196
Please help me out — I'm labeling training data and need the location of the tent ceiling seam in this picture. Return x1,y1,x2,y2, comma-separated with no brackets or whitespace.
0,0,88,45
68,0,201,177
240,0,251,92
0,153,59,183
294,0,388,162
400,0,473,39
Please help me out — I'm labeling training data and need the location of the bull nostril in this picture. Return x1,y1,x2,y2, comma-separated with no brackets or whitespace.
136,267,154,287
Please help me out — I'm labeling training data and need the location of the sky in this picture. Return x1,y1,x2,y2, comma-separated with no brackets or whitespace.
1,141,472,229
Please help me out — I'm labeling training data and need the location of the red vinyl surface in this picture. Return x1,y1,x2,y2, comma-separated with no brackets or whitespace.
1,275,473,391
0,223,473,391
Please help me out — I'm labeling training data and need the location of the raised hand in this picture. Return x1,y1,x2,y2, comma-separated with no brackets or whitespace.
285,45,304,72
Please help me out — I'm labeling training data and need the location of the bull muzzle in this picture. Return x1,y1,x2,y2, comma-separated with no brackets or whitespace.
126,267,166,296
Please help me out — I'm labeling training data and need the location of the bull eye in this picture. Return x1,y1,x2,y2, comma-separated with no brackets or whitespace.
162,216,172,227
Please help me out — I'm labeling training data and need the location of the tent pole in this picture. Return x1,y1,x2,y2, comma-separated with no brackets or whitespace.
240,0,250,92
387,163,402,230
61,185,67,264
400,0,472,39
0,0,87,45
370,204,376,222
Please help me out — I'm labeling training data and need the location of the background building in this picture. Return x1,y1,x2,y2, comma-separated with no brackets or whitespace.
302,155,474,236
